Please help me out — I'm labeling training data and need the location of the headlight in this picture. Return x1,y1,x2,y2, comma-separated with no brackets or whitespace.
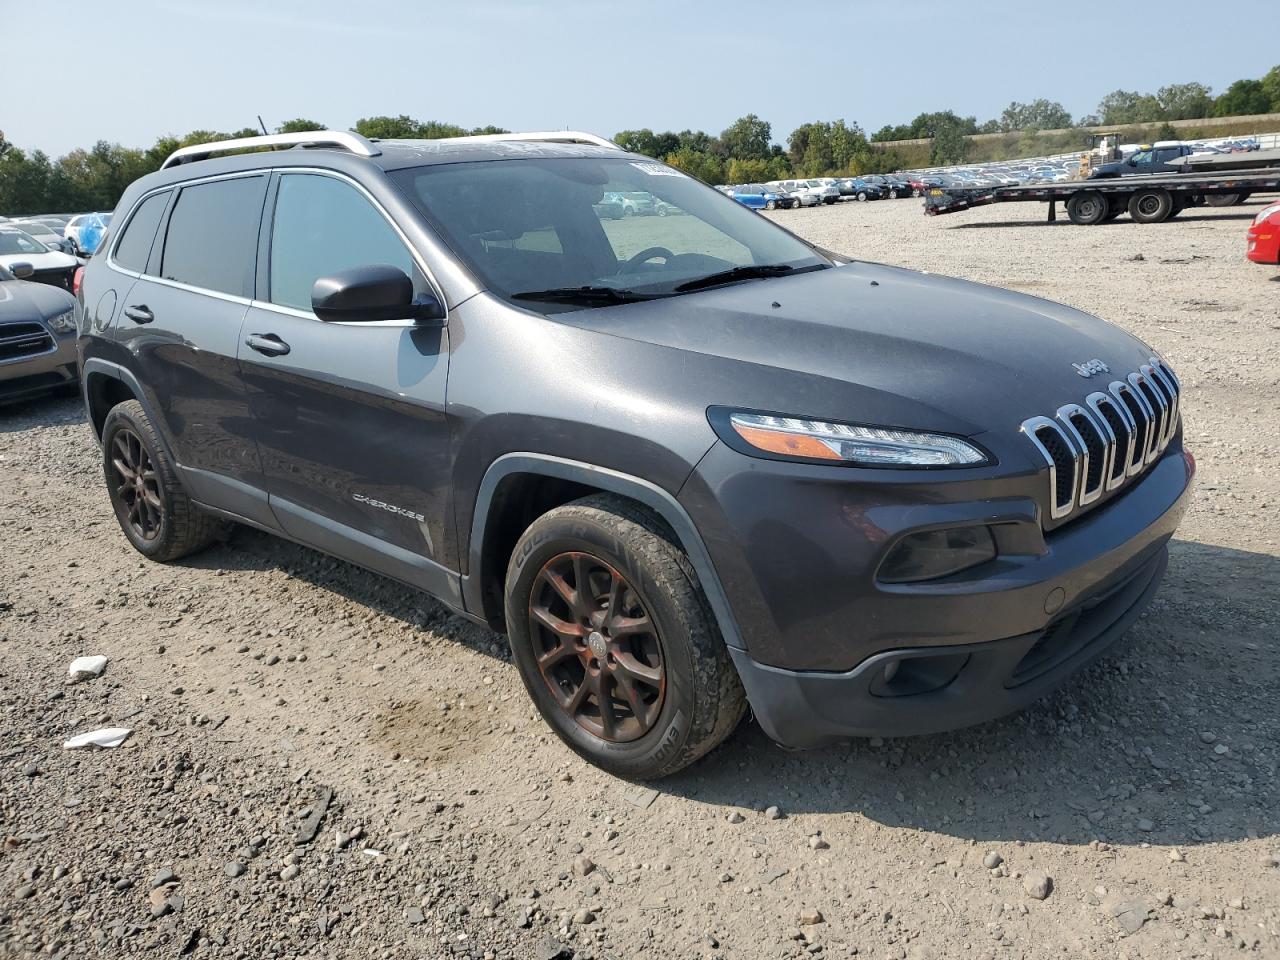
878,525,997,583
47,309,77,334
723,412,989,467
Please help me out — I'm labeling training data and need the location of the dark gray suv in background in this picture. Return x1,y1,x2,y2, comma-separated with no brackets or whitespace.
77,130,1193,779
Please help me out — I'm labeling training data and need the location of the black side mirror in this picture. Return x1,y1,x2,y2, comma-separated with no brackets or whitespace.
311,264,446,326
9,262,34,280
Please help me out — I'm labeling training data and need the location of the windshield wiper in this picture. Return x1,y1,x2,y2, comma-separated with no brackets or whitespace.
511,285,666,305
673,263,799,293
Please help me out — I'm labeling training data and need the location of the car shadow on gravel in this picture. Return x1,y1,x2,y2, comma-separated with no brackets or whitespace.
181,526,504,662
657,538,1278,850
0,391,83,432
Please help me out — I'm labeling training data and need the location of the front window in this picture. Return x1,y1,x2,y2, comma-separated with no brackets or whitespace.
0,231,47,255
390,157,827,310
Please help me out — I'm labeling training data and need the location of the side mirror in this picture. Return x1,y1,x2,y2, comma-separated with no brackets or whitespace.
9,262,34,280
311,264,445,326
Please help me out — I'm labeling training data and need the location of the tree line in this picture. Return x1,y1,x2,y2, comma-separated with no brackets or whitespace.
1,63,1277,215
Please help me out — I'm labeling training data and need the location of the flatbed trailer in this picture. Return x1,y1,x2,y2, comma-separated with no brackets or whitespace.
924,167,1280,225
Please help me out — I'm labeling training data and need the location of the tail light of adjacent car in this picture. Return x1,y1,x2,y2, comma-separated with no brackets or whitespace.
73,266,85,300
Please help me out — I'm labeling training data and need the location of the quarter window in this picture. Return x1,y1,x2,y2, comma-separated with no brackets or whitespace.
268,174,423,312
161,176,266,298
112,191,169,273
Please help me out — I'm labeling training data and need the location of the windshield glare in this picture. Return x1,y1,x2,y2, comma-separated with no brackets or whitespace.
390,158,827,307
0,231,48,255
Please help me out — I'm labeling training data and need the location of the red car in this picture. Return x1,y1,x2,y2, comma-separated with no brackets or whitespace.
1247,201,1280,264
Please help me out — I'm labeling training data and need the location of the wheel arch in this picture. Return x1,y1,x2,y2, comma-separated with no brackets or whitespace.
463,454,745,652
83,358,148,441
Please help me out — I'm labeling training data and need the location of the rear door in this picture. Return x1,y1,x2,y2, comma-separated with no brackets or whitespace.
237,170,456,601
115,173,274,526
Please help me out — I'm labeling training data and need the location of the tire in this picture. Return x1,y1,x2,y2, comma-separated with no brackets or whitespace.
504,494,746,780
1101,196,1125,222
101,400,226,562
888,189,899,199
765,200,777,210
1066,191,1108,225
1233,192,1251,206
1204,193,1238,207
857,192,868,202
1128,189,1174,223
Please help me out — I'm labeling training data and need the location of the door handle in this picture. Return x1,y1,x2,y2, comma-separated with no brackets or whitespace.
244,333,291,357
124,305,154,324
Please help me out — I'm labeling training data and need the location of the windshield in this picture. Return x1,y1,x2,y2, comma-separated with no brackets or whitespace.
390,157,827,308
15,223,56,238
0,231,48,255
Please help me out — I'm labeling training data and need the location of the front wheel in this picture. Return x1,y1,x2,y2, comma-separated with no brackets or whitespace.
857,192,868,202
504,494,745,779
765,199,777,210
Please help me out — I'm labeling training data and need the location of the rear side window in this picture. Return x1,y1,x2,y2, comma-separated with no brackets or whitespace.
268,173,422,312
111,192,169,272
161,176,266,297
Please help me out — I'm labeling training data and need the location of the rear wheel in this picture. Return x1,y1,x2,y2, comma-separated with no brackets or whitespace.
504,494,745,779
765,199,777,210
857,192,868,202
888,188,900,199
1066,191,1108,225
1205,193,1238,207
1128,189,1174,223
102,400,225,562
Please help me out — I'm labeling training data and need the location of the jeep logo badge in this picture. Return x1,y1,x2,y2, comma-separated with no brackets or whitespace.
1072,358,1110,378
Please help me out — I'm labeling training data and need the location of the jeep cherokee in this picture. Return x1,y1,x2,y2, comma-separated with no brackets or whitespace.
77,130,1193,779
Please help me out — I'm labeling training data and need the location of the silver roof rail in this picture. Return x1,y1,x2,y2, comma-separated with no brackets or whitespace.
160,130,381,169
430,130,621,149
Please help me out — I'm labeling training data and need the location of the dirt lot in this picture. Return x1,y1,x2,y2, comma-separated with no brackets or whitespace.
2,196,1278,960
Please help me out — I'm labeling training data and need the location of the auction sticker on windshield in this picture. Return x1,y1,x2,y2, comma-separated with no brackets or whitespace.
631,161,685,177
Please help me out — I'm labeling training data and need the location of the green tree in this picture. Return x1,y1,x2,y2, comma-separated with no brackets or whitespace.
930,121,971,165
998,99,1072,131
1155,83,1213,120
719,114,772,161
276,118,327,134
1263,65,1280,112
352,115,423,139
663,147,725,184
1214,79,1272,117
1097,90,1163,124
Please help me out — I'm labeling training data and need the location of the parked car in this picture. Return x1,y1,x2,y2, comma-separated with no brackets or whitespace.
1247,201,1280,265
861,175,912,198
803,178,841,204
1089,144,1194,179
80,129,1191,779
10,220,77,256
730,184,791,210
845,179,885,202
0,262,80,404
604,191,658,217
0,228,79,291
64,212,112,254
768,180,822,207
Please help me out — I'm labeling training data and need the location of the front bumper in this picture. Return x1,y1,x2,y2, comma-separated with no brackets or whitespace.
0,329,78,403
731,543,1167,747
680,439,1194,746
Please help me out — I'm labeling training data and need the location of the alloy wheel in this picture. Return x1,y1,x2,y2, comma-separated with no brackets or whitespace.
109,428,163,541
528,551,666,742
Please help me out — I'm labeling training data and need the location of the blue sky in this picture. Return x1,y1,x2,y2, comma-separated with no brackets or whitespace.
7,0,1275,156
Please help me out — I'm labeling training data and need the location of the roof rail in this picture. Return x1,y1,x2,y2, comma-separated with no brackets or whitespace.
430,130,622,150
160,130,381,169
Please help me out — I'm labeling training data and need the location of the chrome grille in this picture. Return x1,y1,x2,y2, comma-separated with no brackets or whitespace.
0,321,55,364
1021,356,1181,523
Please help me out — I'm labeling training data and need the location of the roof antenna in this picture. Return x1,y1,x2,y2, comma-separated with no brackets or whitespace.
257,115,269,136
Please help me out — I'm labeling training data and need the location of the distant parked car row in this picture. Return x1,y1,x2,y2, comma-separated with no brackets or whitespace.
717,173,921,211
0,211,112,257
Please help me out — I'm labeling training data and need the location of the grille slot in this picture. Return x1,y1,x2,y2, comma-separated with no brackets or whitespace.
1023,357,1180,525
0,322,55,363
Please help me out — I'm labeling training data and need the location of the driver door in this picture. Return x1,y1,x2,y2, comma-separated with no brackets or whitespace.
238,171,457,601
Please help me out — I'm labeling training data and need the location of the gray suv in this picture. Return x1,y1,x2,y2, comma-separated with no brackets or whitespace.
78,131,1193,779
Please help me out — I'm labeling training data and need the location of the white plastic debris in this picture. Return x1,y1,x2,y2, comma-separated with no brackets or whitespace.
68,656,109,682
63,727,132,750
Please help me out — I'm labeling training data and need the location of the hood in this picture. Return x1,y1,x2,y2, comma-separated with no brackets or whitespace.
0,249,78,271
0,278,77,323
566,261,1158,437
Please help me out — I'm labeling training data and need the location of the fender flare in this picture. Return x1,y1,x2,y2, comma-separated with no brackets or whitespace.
80,358,175,459
463,453,745,650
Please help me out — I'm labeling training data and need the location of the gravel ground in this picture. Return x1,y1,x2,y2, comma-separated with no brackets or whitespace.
2,196,1278,960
